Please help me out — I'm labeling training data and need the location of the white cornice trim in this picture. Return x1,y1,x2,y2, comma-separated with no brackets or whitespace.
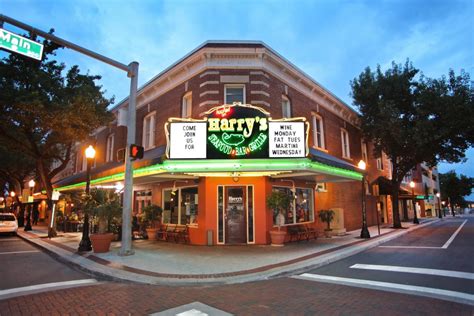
114,46,359,126
199,70,219,78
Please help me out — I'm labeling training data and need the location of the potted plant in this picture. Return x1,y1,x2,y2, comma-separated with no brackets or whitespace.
318,209,335,238
141,204,163,241
266,190,291,246
85,189,121,253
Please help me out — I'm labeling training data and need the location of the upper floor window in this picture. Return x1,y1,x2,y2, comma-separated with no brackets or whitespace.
282,95,291,118
106,134,114,162
376,156,384,170
143,112,156,150
312,114,325,149
82,154,87,172
361,141,368,163
181,92,192,118
225,85,245,104
377,153,383,170
341,129,350,159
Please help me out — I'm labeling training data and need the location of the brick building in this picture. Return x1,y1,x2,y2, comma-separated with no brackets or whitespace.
53,41,404,245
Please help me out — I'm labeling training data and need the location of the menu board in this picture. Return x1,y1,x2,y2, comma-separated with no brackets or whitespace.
169,122,207,159
268,122,305,158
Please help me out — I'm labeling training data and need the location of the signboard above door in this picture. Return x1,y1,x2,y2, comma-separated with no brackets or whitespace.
166,103,309,160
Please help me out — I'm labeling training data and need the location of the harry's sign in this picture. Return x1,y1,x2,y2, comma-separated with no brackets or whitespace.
166,103,308,159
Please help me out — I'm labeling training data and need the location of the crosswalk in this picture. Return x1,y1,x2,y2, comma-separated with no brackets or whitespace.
349,263,474,280
0,279,99,300
293,272,474,306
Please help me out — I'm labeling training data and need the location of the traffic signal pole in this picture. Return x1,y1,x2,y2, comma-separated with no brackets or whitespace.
1,14,138,256
121,62,139,256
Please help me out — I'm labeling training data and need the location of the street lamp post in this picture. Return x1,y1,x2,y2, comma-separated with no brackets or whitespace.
436,192,442,219
358,160,370,239
409,181,419,224
78,145,95,252
24,180,35,231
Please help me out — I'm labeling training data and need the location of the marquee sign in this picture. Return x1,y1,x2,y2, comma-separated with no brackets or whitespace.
166,103,309,159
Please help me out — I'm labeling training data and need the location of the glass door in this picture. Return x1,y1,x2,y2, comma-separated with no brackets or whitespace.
225,187,247,244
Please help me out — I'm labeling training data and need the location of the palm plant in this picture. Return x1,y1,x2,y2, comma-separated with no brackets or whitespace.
266,191,291,231
318,209,335,231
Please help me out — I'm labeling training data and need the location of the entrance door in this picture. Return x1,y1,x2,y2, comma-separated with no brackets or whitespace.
225,187,247,244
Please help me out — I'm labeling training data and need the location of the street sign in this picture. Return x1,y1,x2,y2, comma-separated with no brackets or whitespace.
0,28,44,60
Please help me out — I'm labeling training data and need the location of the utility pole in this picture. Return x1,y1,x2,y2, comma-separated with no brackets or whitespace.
0,14,138,256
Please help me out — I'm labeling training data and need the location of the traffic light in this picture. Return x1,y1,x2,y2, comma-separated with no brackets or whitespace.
130,144,144,160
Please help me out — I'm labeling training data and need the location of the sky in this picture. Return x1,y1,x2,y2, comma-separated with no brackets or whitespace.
1,0,473,198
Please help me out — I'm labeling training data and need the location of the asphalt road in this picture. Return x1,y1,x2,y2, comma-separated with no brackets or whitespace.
296,216,474,302
0,218,472,315
0,234,97,294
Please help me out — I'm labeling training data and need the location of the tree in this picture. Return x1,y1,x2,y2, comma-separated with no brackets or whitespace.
0,31,113,226
439,171,474,215
0,144,36,220
351,61,473,228
0,145,36,195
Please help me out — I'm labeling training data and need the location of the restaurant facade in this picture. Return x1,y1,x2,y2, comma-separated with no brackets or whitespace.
52,41,415,245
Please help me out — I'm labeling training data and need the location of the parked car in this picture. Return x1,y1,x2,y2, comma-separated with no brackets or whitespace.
0,213,18,235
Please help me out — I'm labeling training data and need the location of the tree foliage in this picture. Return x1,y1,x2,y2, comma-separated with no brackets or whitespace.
0,144,36,195
439,171,473,210
351,60,473,227
0,30,114,205
82,188,122,234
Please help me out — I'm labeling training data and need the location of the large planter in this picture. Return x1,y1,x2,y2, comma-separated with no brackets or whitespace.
146,228,159,241
90,233,114,253
269,230,287,246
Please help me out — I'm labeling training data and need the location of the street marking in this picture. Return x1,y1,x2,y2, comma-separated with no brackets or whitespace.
379,246,442,249
379,219,468,249
350,264,474,280
0,250,40,255
442,219,467,249
0,279,98,300
294,273,474,306
150,301,233,316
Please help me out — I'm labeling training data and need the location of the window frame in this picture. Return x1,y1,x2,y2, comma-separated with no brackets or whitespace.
312,113,325,149
142,111,156,150
361,141,368,163
282,95,291,118
106,133,115,162
162,185,199,226
224,84,245,104
271,186,314,227
376,154,384,170
340,128,351,159
181,92,192,118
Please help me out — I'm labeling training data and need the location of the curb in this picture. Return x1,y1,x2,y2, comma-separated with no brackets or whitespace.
16,219,440,286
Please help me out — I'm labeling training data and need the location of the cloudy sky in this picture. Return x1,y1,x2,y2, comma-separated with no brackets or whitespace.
2,0,473,198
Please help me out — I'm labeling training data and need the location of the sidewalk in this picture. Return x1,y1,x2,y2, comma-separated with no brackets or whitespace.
16,219,439,285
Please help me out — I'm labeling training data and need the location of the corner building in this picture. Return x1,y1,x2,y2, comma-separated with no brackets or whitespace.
54,41,392,245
